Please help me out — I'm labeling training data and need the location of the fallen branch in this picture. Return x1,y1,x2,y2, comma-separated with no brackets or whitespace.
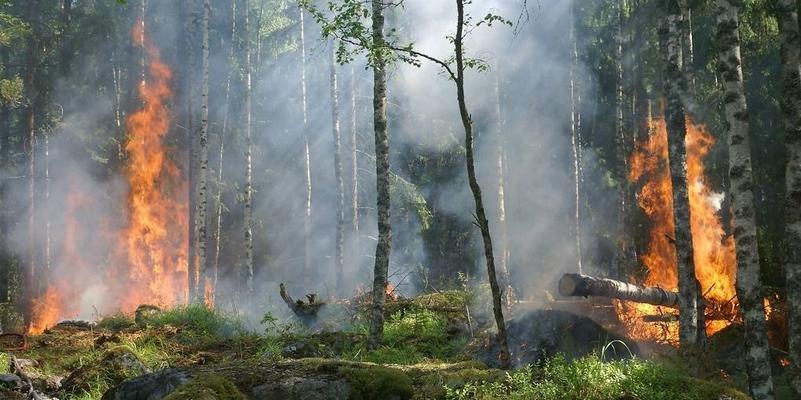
279,283,326,318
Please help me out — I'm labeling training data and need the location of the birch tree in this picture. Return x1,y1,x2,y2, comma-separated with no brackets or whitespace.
664,0,705,353
243,0,254,292
715,1,774,398
194,0,211,303
330,46,345,297
777,0,801,396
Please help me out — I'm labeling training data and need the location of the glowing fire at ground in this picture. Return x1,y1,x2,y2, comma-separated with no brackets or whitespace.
28,21,187,333
616,116,737,344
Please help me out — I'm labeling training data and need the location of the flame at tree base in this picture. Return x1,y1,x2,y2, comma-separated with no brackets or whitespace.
617,116,737,344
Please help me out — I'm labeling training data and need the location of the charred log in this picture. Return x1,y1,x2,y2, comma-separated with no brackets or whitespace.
559,273,679,308
279,283,325,319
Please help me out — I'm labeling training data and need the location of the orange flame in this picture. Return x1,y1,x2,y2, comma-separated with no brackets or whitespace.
28,21,187,333
115,20,188,312
616,116,737,344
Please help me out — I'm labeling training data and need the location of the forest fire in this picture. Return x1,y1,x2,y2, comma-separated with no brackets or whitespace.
27,22,187,333
616,116,737,344
116,20,188,312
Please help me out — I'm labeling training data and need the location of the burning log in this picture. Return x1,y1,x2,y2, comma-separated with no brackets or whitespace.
559,273,679,308
279,283,326,318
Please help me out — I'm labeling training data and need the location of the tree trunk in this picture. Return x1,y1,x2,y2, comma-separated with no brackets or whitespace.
614,0,631,280
330,46,345,298
679,0,695,94
368,0,391,351
569,1,583,275
299,6,313,289
23,0,38,330
454,0,510,368
664,0,705,352
350,65,361,274
777,0,801,396
715,3,774,398
559,273,679,307
243,0,254,292
194,0,211,303
60,0,73,77
493,64,511,299
211,0,238,304
184,0,198,302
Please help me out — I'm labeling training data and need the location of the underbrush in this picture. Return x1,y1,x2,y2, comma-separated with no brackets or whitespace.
444,354,748,400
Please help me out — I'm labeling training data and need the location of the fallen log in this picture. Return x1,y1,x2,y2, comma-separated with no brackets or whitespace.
558,273,679,308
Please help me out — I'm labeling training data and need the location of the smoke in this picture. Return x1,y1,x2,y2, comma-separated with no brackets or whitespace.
1,0,621,327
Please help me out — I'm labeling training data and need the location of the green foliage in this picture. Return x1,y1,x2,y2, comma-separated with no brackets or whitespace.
391,173,433,231
138,304,246,343
445,355,749,400
342,307,461,364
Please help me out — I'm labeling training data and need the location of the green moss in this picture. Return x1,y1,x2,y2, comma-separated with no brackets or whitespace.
338,365,414,400
162,374,246,400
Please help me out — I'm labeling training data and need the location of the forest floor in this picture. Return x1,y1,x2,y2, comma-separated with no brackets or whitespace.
0,291,781,400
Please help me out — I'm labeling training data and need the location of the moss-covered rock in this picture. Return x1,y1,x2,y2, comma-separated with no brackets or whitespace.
338,365,414,400
162,374,246,400
61,346,150,394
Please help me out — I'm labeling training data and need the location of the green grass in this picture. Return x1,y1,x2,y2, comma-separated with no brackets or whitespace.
138,304,247,343
445,354,748,400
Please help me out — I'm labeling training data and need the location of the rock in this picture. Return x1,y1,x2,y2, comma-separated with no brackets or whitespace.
102,369,190,400
475,309,639,368
281,341,322,359
48,319,97,332
162,374,246,400
62,347,150,394
135,305,163,325
250,376,351,400
0,373,22,388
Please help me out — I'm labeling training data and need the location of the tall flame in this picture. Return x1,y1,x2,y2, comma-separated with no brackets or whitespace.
28,21,187,333
616,116,737,344
116,20,188,311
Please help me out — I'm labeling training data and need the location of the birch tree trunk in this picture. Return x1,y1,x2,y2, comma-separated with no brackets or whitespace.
664,0,705,353
777,0,801,396
350,66,360,273
569,1,583,275
614,0,630,280
212,0,237,304
453,0,510,368
243,0,254,292
330,47,345,298
368,0,392,351
493,65,511,300
299,6,313,289
716,3,774,398
194,0,211,303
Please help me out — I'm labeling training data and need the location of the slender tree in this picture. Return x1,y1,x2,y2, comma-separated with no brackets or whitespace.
299,5,313,289
664,0,705,353
367,0,391,350
211,0,238,304
493,64,512,299
350,65,361,274
330,46,345,297
715,2,774,398
569,0,583,274
777,0,801,396
194,0,211,303
243,0,254,292
23,0,39,329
